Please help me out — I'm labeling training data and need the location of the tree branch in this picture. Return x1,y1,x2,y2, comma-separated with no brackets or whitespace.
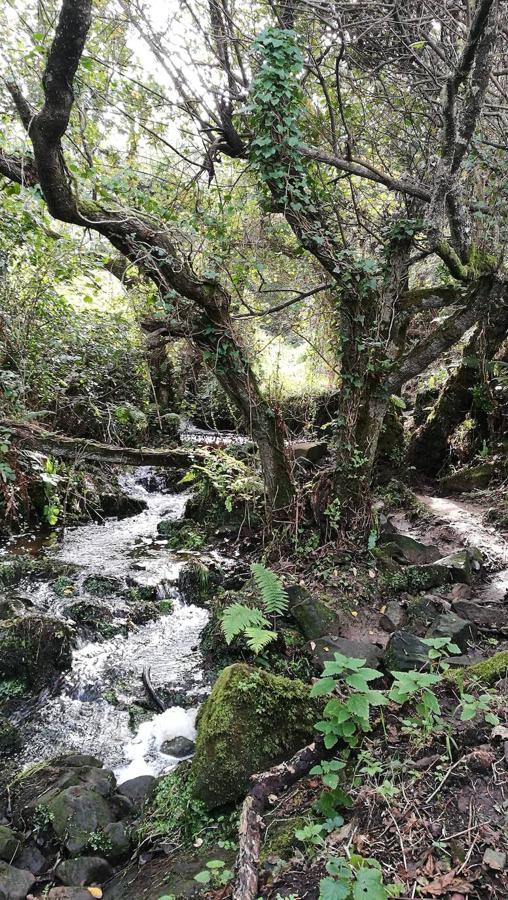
233,282,332,319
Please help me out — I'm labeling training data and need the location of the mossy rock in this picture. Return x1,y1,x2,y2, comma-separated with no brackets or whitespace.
190,663,319,810
0,616,73,687
446,650,508,690
83,575,124,598
439,462,497,493
178,560,222,607
286,584,339,640
0,716,22,755
157,519,206,550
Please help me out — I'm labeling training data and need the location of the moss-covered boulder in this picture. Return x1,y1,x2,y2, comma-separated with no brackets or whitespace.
0,616,73,687
178,560,222,607
190,664,319,810
286,585,339,640
446,650,508,690
0,716,22,755
48,785,116,853
439,462,497,493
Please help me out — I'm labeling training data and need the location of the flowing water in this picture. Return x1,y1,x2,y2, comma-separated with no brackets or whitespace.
4,469,217,783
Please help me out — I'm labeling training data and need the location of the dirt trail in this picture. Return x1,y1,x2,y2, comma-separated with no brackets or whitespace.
416,493,508,604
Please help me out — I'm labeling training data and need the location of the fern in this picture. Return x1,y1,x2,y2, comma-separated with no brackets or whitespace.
220,564,288,655
250,563,288,616
244,627,277,654
221,604,268,645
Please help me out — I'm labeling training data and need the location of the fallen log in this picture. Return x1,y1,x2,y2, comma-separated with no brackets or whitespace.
233,738,328,900
1,418,194,469
142,666,166,713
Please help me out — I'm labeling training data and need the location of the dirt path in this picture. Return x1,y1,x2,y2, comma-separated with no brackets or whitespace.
416,493,508,604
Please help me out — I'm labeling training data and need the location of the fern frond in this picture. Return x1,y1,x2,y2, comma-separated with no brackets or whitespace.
244,626,278,655
221,604,268,644
250,562,288,616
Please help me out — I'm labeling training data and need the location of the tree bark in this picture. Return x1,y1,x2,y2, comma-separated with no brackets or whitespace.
407,305,508,475
2,418,193,469
234,738,327,900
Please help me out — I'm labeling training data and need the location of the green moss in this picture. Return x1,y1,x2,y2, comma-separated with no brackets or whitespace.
0,616,73,687
52,576,75,598
446,650,508,690
83,575,122,597
190,663,319,810
260,817,306,863
157,520,206,550
0,716,22,755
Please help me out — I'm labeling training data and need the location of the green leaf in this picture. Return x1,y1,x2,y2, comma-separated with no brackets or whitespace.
310,677,337,697
319,877,350,900
250,562,288,615
353,867,387,899
346,694,370,721
244,626,277,654
221,604,267,644
206,859,225,869
194,870,211,883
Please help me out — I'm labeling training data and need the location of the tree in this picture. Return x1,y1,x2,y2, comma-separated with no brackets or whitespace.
125,0,506,534
0,0,294,518
1,0,507,538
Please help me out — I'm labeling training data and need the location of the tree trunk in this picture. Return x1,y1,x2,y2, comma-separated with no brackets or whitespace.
407,308,508,476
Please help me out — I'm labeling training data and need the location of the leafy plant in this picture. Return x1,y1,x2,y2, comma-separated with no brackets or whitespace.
194,858,233,887
320,854,403,899
310,654,387,750
458,691,500,725
221,562,288,654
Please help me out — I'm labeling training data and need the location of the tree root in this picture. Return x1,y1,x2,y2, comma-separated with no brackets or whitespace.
233,738,327,900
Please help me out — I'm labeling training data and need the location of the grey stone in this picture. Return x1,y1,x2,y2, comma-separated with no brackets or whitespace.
292,441,328,464
453,601,507,631
384,630,430,671
103,821,131,863
160,736,195,758
116,775,155,809
312,636,382,673
287,585,339,640
14,844,48,875
0,826,21,862
378,533,441,565
47,889,92,900
379,601,407,633
434,549,483,585
56,855,113,886
427,612,476,651
48,786,115,854
0,862,35,900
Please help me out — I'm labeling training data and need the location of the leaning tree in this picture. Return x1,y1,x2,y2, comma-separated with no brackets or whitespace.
1,0,507,535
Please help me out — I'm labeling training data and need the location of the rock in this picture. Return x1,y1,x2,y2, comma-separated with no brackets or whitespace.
116,776,155,809
292,441,328,464
384,630,430,671
48,786,116,854
449,583,472,601
190,664,319,810
405,595,441,634
0,615,73,687
433,549,482,585
427,612,476,651
103,821,131,863
311,636,382,673
0,826,21,861
178,561,222,607
56,855,113,886
378,533,441,565
0,717,22,755
0,862,35,899
439,462,496,493
379,601,407,633
53,754,104,769
47,889,93,900
160,736,195,758
453,600,507,631
404,564,452,591
483,848,506,871
446,650,508,690
14,844,48,875
286,585,339,640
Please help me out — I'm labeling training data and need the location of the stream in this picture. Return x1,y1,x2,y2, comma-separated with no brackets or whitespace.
2,468,218,784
